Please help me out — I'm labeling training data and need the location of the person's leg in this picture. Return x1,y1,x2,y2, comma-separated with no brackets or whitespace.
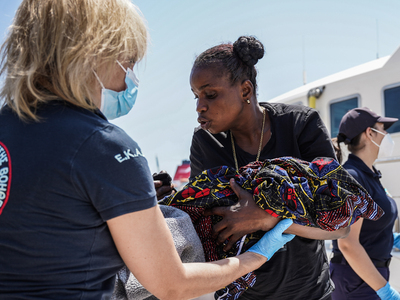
330,262,349,300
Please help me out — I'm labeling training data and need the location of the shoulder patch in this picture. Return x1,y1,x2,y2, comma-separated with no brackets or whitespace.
0,142,11,215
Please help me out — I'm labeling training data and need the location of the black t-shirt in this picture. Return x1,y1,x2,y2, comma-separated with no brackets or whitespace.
332,154,398,263
0,102,157,299
189,102,336,300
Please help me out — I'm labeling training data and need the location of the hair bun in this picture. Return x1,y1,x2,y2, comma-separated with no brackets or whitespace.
233,36,264,67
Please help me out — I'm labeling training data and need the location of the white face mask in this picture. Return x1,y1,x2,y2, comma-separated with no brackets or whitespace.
370,128,395,158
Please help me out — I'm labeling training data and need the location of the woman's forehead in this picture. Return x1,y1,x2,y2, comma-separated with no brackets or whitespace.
190,66,229,88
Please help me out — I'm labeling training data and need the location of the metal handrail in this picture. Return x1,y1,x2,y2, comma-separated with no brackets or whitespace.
375,156,400,164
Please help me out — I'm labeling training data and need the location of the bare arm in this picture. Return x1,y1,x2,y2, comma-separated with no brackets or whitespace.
285,223,350,240
206,186,350,251
337,218,387,291
107,205,267,300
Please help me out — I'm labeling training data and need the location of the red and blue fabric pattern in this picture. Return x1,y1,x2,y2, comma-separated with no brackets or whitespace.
159,156,384,300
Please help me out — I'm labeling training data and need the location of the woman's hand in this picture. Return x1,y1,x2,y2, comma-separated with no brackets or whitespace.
204,178,280,251
153,171,176,200
376,282,400,300
247,219,295,260
154,181,175,200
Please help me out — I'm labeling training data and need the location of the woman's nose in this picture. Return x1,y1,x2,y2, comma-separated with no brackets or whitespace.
196,99,207,113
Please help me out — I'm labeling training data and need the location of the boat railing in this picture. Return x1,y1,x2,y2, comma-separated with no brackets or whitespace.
375,156,400,164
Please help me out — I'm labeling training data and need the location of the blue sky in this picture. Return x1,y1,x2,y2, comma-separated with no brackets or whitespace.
2,0,400,174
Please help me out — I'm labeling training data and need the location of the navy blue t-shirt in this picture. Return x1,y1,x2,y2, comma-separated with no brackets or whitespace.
0,102,157,299
332,154,398,263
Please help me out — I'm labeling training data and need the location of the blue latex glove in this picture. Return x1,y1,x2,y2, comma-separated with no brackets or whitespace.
394,232,400,249
247,219,295,260
377,282,400,300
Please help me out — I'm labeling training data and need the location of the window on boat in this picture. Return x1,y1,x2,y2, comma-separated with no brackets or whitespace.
384,86,400,134
329,97,358,138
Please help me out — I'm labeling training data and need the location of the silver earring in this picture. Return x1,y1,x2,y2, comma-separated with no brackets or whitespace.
246,99,250,104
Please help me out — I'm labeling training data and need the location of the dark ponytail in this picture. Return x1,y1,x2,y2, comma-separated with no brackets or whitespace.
334,128,367,163
331,138,343,164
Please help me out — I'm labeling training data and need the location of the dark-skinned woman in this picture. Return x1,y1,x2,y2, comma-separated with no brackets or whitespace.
157,36,349,299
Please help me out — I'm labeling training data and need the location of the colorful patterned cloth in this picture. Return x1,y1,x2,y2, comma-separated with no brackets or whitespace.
159,156,384,300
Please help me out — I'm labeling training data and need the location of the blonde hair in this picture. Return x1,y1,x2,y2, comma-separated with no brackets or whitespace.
0,0,147,121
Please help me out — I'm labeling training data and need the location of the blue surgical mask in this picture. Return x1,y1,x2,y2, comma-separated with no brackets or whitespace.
94,60,139,120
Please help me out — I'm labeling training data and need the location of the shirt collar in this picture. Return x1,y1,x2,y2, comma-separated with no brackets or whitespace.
347,154,382,178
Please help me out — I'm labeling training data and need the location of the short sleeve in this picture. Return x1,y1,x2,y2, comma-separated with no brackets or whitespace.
345,168,365,187
71,125,157,221
297,109,336,161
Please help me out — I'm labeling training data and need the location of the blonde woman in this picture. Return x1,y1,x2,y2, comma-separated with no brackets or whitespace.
0,0,294,299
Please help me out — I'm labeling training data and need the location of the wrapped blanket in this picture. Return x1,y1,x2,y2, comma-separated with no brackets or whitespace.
159,156,384,300
111,205,205,300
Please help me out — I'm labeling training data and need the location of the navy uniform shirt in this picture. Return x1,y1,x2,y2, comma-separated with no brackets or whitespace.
332,154,398,263
0,102,157,299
